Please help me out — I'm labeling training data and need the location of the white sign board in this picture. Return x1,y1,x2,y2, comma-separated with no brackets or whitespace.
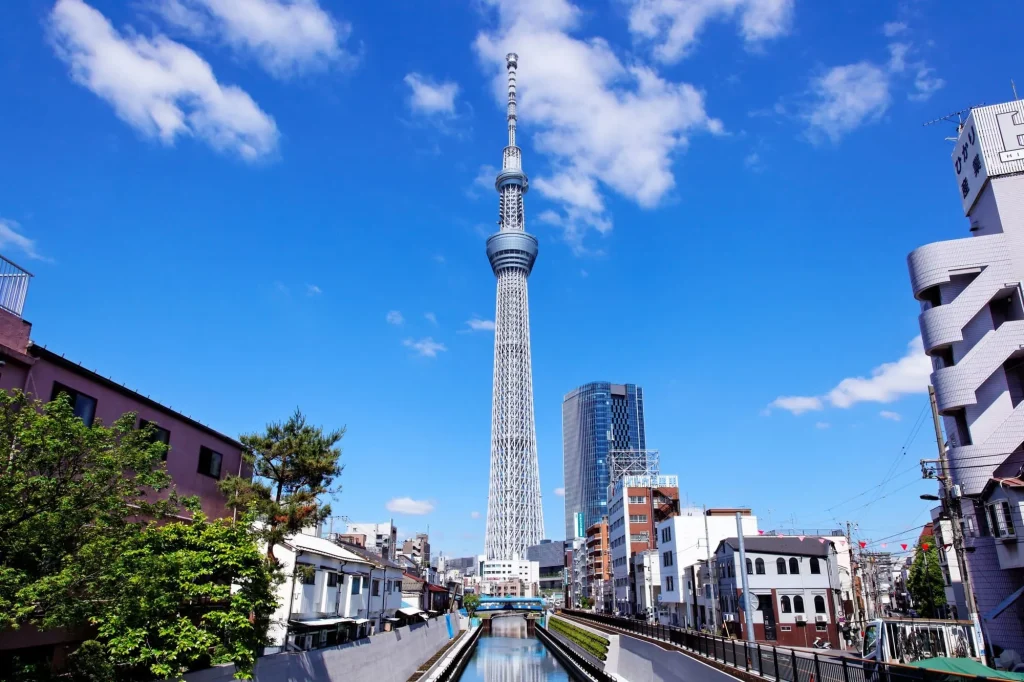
953,101,1024,215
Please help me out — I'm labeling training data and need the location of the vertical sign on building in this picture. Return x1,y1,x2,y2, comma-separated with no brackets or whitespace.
575,512,585,539
952,101,1024,215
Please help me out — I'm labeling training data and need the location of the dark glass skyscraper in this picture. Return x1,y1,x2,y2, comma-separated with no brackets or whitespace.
562,383,647,540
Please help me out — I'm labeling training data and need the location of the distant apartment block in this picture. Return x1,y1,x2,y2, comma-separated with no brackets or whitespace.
906,99,1024,653
345,522,398,560
562,382,647,540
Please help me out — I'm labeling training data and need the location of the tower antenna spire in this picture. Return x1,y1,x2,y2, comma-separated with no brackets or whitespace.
506,52,518,148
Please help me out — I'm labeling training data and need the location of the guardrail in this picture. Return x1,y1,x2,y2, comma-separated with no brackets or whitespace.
536,623,616,682
560,611,995,682
431,626,482,682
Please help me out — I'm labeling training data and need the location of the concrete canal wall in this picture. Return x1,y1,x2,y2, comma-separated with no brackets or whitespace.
182,614,460,682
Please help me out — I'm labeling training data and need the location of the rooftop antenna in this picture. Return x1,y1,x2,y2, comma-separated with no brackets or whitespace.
1013,79,1019,101
922,105,984,141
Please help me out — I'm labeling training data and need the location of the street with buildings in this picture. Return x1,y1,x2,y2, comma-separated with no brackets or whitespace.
3,2,1024,681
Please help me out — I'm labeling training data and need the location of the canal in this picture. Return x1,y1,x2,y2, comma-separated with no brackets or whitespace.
455,617,572,682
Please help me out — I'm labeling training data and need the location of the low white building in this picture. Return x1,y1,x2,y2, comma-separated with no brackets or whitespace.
266,530,404,653
481,558,539,595
633,550,661,621
656,508,758,628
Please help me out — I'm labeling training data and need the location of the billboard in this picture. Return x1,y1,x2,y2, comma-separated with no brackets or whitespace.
574,512,585,539
953,100,1024,215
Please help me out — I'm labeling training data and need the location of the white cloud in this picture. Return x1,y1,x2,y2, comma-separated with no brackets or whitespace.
744,151,763,172
804,62,890,143
468,164,497,198
880,410,902,421
386,310,404,325
424,312,437,325
50,0,278,160
474,0,722,252
403,337,447,358
887,42,909,73
470,510,481,519
627,0,794,64
554,487,565,497
0,219,48,261
306,284,322,295
404,73,459,115
154,0,351,77
882,21,907,37
909,67,945,102
465,318,496,332
769,337,931,415
815,421,831,430
386,497,434,515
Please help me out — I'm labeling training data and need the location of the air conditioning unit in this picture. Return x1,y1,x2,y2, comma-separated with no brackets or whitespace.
815,615,827,623
724,614,736,622
795,615,807,623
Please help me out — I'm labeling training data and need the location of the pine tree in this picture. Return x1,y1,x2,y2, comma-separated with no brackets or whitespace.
219,408,344,561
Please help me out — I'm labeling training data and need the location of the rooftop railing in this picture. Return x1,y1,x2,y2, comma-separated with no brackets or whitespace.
0,255,32,318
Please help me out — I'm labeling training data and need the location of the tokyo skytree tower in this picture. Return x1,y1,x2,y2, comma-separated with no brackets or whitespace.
484,53,544,560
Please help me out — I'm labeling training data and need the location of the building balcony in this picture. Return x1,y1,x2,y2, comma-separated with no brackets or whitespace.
907,234,1006,300
932,320,1024,410
0,255,32,318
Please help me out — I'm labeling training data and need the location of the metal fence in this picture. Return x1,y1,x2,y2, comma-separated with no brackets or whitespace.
433,626,482,682
561,611,998,682
536,623,616,682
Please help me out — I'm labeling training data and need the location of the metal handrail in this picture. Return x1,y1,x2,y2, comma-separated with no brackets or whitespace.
0,255,32,318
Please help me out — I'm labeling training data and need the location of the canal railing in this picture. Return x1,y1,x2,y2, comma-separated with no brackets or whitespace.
560,611,998,682
536,623,616,682
428,626,482,682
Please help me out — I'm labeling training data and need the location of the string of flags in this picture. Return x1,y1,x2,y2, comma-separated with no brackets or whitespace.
750,533,934,554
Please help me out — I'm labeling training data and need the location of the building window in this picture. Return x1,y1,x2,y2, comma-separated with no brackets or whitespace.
789,558,799,574
662,527,672,543
629,515,648,523
727,563,734,577
794,596,804,613
197,446,223,478
51,382,97,426
372,579,380,597
777,558,786,574
351,576,362,595
781,625,792,632
666,576,675,591
629,496,647,504
746,558,753,575
781,596,791,613
327,572,339,587
989,501,1017,538
755,558,765,574
663,551,674,567
139,419,171,459
814,595,826,613
816,623,827,632
810,557,820,574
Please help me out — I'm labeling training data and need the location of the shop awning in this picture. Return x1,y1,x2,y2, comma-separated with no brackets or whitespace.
290,617,353,628
398,607,423,616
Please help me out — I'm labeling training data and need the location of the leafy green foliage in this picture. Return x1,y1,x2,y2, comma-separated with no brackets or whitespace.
907,541,947,617
578,596,593,609
548,617,609,660
463,593,480,616
219,408,344,559
0,391,280,680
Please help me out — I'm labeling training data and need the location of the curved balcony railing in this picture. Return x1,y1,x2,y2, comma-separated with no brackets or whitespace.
933,320,1024,410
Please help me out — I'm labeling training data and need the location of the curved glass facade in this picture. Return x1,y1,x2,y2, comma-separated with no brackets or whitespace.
561,382,646,541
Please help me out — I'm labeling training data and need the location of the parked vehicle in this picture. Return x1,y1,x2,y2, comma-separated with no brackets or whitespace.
861,618,978,665
813,637,832,650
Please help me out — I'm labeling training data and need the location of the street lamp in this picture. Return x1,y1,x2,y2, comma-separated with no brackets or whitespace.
920,494,940,501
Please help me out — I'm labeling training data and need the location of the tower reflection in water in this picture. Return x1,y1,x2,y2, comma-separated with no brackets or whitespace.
457,617,569,682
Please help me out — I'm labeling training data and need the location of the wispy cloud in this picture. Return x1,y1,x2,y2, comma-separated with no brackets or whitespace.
475,0,724,254
424,312,437,325
153,0,353,78
804,62,890,143
386,310,404,325
768,337,931,415
744,151,764,172
306,284,322,296
909,67,945,102
404,73,459,116
880,410,902,421
403,337,447,358
815,421,831,430
627,0,794,64
0,219,48,261
468,164,497,199
50,0,278,160
386,497,434,515
464,318,495,332
470,510,481,519
554,487,565,497
882,21,907,37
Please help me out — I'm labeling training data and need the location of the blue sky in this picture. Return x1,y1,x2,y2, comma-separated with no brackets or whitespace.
1,0,1018,559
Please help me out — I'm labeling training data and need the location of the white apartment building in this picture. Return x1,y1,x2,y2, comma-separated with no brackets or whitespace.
481,558,540,596
632,550,661,621
907,99,1024,654
655,508,758,628
345,521,398,560
714,536,843,649
266,531,404,653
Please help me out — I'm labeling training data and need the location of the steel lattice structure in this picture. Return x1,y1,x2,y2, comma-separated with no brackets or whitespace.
484,53,544,561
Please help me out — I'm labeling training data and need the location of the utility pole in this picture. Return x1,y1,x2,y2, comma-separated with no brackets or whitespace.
704,506,717,631
736,512,755,642
928,385,987,661
847,521,864,632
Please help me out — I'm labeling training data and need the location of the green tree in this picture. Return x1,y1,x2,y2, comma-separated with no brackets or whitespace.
0,392,279,680
579,596,593,609
463,593,480,616
907,541,947,617
219,409,345,560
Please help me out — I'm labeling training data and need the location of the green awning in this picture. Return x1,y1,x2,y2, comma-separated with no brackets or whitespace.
906,657,1024,680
